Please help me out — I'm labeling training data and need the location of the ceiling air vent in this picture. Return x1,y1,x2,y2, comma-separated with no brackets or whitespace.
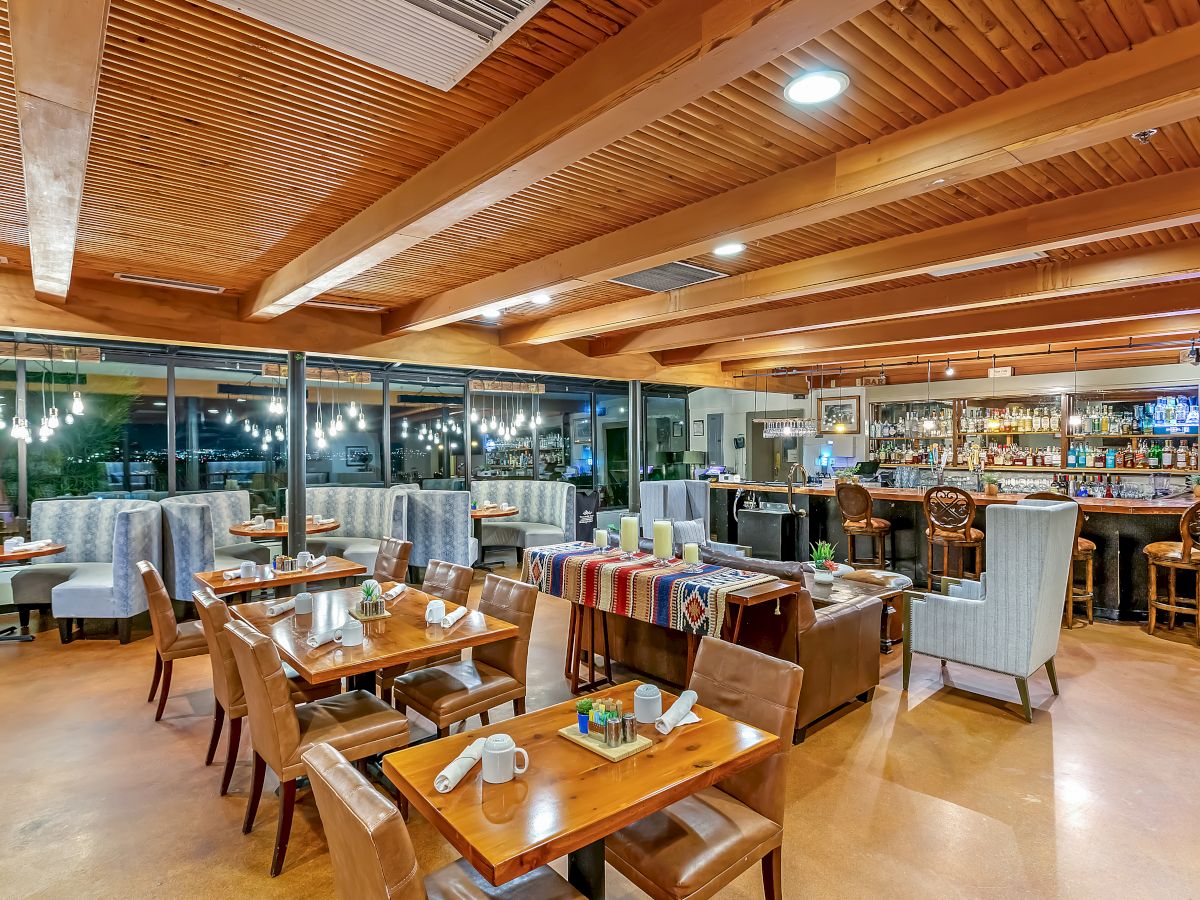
114,273,226,294
209,0,553,91
610,262,728,293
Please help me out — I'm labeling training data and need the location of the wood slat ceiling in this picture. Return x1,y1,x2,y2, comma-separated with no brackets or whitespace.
69,0,654,293
0,1,27,253
336,0,1200,310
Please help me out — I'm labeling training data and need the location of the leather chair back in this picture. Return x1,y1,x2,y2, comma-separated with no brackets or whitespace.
138,560,179,657
1180,500,1200,558
302,743,425,900
374,538,413,583
193,589,244,714
835,482,873,527
688,636,803,825
422,558,472,607
472,573,537,682
923,485,976,539
224,620,303,776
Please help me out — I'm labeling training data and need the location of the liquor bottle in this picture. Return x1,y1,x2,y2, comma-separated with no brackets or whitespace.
1105,446,1116,469
1163,440,1175,469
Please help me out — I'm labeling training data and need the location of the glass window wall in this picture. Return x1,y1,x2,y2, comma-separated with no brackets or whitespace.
0,357,17,532
594,391,629,508
306,369,385,490
538,389,594,491
390,380,465,488
643,388,689,481
469,388,535,482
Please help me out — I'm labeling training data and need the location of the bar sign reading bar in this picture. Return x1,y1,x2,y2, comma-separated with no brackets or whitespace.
987,366,1015,378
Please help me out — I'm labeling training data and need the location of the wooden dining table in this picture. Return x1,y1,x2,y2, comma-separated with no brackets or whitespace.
231,581,519,692
0,541,67,564
194,555,367,601
382,680,778,899
228,517,342,555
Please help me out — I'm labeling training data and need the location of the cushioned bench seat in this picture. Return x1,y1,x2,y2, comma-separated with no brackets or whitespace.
481,520,565,550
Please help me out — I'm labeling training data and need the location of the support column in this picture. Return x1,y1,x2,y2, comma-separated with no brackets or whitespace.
16,360,27,518
628,380,642,514
166,362,177,495
381,375,391,487
462,379,473,487
286,352,307,557
185,397,200,491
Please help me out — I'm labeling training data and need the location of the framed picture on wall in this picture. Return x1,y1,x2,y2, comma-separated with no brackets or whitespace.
672,422,685,438
692,419,704,437
817,396,861,435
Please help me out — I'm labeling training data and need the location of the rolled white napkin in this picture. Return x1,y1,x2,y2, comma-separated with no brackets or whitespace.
314,516,333,525
305,629,339,648
434,738,485,793
266,598,295,617
221,569,241,581
19,539,52,551
304,555,327,569
250,522,271,532
655,689,701,735
383,583,407,601
440,606,468,628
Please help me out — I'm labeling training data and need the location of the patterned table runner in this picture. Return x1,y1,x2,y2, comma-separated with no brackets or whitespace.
522,542,776,638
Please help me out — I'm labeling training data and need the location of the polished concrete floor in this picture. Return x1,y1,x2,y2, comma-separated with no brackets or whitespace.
2,577,1199,899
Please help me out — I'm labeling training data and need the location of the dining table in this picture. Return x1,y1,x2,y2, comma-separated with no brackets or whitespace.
0,541,67,643
230,581,519,692
470,505,519,571
193,555,367,602
382,679,779,899
228,517,342,556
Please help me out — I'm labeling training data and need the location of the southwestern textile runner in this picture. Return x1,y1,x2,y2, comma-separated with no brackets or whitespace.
522,542,776,638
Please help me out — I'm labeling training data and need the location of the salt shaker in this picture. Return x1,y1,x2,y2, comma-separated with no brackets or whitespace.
604,716,621,749
621,713,637,743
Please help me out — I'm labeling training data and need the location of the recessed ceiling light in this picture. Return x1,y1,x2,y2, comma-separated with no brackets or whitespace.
931,178,947,186
784,70,849,105
713,242,745,257
207,408,219,415
481,306,501,320
529,291,552,306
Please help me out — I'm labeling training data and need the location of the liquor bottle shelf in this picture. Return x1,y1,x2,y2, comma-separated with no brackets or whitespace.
959,431,1062,436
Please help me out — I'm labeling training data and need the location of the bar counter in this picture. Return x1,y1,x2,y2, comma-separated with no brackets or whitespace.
709,481,1197,621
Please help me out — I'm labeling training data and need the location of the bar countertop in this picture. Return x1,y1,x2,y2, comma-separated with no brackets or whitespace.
708,480,1195,516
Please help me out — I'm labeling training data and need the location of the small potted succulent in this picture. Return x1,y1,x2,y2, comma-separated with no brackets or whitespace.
575,698,593,735
982,473,1000,497
1191,474,1200,499
810,540,838,585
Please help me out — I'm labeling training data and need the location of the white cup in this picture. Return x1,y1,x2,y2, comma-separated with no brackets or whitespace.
336,620,364,647
264,518,276,530
482,734,528,785
425,599,446,624
296,551,313,568
634,684,663,724
294,592,313,614
239,560,257,580
251,515,264,526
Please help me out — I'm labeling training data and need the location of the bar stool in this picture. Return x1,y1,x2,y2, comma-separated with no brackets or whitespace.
1144,500,1200,645
922,486,984,590
1027,492,1094,626
836,482,891,568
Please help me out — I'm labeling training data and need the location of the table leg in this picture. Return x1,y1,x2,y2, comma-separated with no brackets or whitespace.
347,672,376,693
567,838,606,899
472,517,497,571
730,604,746,644
685,633,698,685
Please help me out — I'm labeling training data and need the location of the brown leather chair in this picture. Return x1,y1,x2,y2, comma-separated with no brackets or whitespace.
1145,499,1200,645
224,620,411,876
193,588,337,794
373,537,413,583
605,637,804,900
139,560,208,722
923,485,985,589
836,482,891,568
302,742,582,899
1027,491,1094,626
392,573,535,737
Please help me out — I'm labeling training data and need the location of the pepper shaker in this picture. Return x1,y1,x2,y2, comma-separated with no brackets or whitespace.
621,713,637,743
604,716,621,749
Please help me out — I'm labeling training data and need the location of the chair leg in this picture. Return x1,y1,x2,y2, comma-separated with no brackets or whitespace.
270,779,297,877
206,703,225,766
148,652,163,702
902,620,912,692
761,846,782,900
791,726,806,745
1015,676,1033,723
1085,556,1094,624
154,660,174,722
926,540,935,591
437,726,449,739
243,753,266,834
1064,563,1074,629
514,698,526,716
1045,658,1059,696
479,710,490,727
1168,568,1178,630
17,607,30,630
221,717,242,796
58,618,75,644
857,687,875,702
1148,563,1158,634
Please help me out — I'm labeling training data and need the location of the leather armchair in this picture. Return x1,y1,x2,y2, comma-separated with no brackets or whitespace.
224,620,410,876
302,743,582,899
604,637,803,900
391,574,536,736
139,561,208,722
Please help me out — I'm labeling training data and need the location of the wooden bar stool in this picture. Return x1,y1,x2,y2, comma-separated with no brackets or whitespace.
922,486,984,590
1027,492,1094,627
836,482,891,568
1144,500,1200,645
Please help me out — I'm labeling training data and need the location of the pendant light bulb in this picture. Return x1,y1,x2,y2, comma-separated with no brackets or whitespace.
47,408,60,430
489,416,498,431
264,430,272,444
224,409,233,425
317,435,328,449
470,408,478,422
243,420,251,433
275,426,284,441
65,413,74,425
71,391,84,415
251,425,259,438
349,400,358,417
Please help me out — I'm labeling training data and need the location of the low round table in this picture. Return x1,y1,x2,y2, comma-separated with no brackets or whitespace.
229,519,341,556
471,507,519,570
1,542,67,643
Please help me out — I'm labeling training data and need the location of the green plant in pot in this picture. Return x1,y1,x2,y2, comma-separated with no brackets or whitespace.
810,540,839,584
981,473,1000,496
1191,474,1200,499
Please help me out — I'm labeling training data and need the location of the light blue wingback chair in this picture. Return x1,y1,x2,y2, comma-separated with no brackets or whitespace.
903,499,1077,723
304,486,410,572
639,480,744,556
12,498,161,644
470,480,575,561
159,491,271,602
407,490,474,569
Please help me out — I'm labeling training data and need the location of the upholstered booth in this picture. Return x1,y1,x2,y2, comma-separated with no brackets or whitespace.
637,479,744,557
470,480,575,560
904,498,1077,722
303,485,410,572
11,498,161,643
159,491,272,602
407,490,476,569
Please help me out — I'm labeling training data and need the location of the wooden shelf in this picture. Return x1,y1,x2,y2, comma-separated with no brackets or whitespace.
869,435,952,441
1067,431,1199,438
960,431,1061,436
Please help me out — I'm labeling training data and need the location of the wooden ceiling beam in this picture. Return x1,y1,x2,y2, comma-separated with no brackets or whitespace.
239,0,875,323
9,0,111,302
497,23,1200,345
539,166,1200,349
696,283,1200,371
596,240,1200,357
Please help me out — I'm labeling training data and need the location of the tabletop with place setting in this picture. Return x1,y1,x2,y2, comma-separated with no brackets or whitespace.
228,514,342,555
193,554,366,600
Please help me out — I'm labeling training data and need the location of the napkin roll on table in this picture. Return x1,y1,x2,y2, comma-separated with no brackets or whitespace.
440,606,468,628
434,738,486,793
655,689,701,734
221,569,242,581
304,555,327,569
305,629,340,648
383,583,406,601
265,598,295,617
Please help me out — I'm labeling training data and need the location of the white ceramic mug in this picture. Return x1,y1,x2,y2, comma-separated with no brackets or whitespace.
251,515,264,526
425,599,446,624
264,518,276,530
296,551,313,568
481,734,528,785
294,591,313,614
336,620,364,647
634,684,663,724
239,560,257,580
